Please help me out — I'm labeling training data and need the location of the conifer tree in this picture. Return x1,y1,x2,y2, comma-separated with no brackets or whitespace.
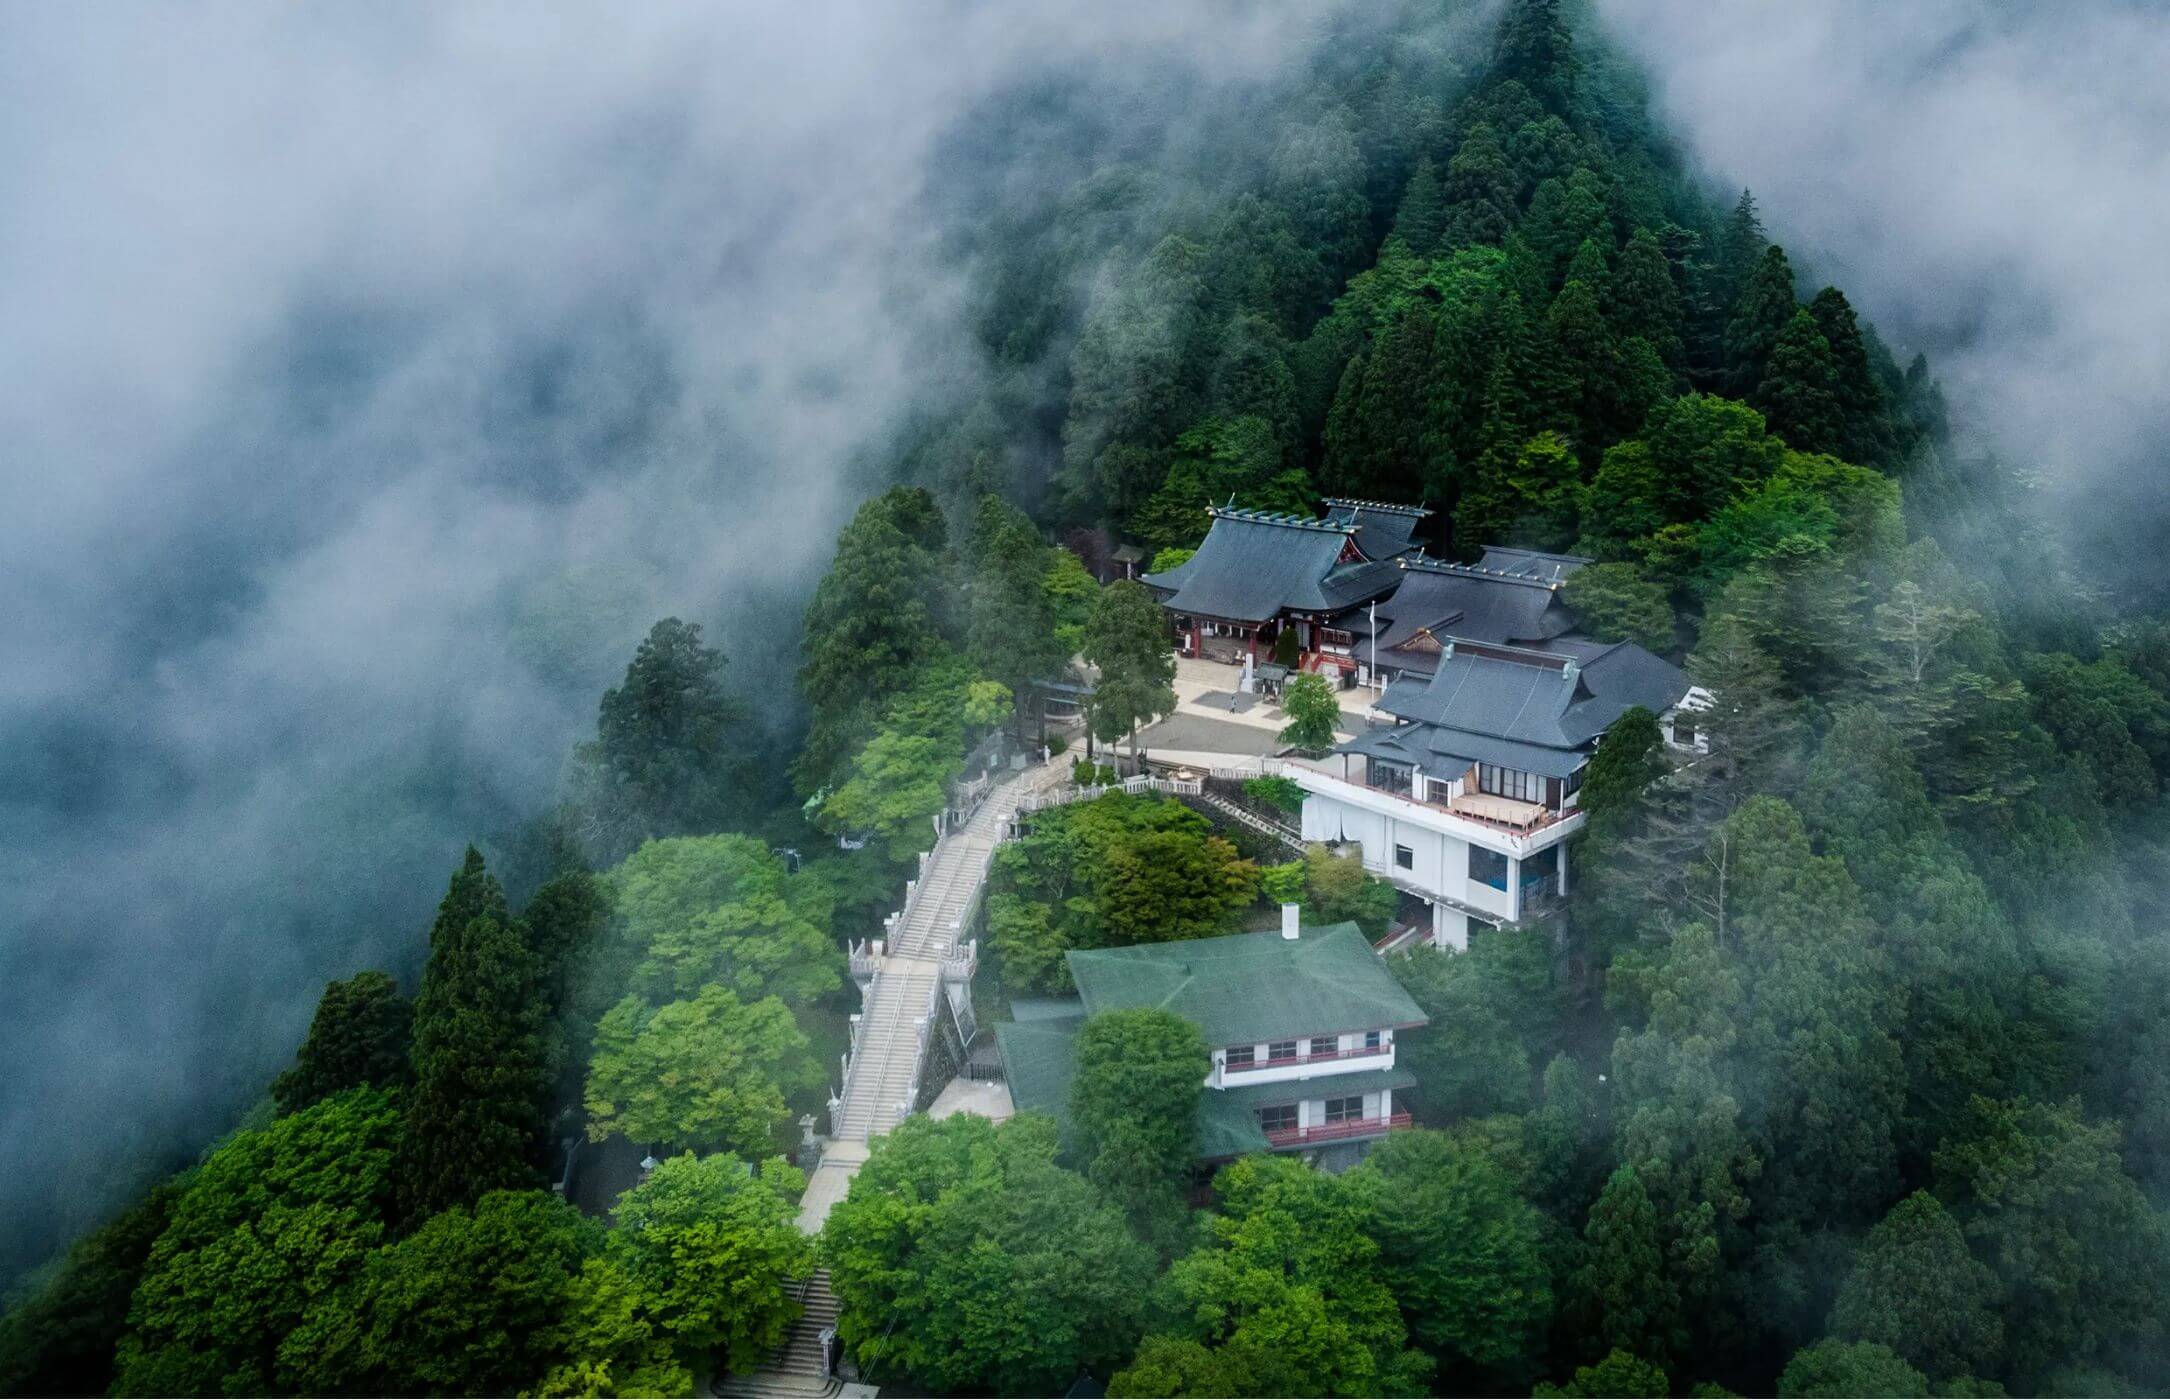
272,970,413,1116
1831,1191,2002,1379
1391,157,1446,256
1443,122,1517,247
1724,244,1798,394
574,618,754,862
1807,287,1891,465
1322,302,1449,500
1490,0,1582,117
1577,1165,1681,1366
1712,189,1768,310
1563,236,1611,301
794,487,953,795
1755,310,1846,455
1081,581,1177,769
397,851,546,1222
1609,228,1684,366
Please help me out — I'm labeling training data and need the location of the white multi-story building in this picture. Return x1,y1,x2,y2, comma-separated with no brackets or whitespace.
1293,635,1705,950
995,908,1429,1163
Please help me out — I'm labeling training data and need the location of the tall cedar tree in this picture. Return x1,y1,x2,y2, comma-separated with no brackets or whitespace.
1807,287,1892,465
795,487,952,794
1609,228,1684,367
1711,189,1768,312
1489,0,1582,117
397,850,547,1222
1723,244,1798,395
1755,310,1846,456
965,495,1067,721
578,618,753,860
271,969,413,1115
1391,157,1446,256
1081,581,1177,768
1323,302,1448,501
1443,122,1517,248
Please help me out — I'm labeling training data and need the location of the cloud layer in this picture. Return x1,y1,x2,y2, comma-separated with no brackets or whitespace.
0,1,1346,1268
1596,0,2170,555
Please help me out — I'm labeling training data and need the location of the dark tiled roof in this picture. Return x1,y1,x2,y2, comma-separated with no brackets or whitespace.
1475,546,1592,582
1359,557,1581,659
1359,639,1688,765
1143,509,1400,623
1323,498,1431,563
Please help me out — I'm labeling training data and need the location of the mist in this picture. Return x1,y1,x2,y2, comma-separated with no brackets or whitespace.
1595,0,2170,578
0,1,1361,1274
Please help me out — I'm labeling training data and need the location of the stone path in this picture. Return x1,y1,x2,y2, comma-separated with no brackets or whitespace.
718,760,1060,1398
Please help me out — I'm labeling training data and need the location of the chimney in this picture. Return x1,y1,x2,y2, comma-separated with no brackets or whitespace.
1281,903,1301,941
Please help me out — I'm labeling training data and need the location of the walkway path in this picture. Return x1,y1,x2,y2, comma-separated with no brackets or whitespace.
798,759,1059,1231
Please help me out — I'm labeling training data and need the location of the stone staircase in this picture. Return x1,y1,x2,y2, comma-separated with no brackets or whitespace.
712,1271,842,1399
1194,786,1305,855
716,764,1061,1397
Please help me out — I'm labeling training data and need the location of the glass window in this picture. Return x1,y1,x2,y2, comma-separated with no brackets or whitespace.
1267,1040,1298,1062
1672,714,1698,745
1364,1030,1383,1051
1256,1104,1298,1133
1324,1096,1365,1124
1224,1045,1255,1067
1394,843,1414,869
1469,846,1510,890
1310,1036,1338,1057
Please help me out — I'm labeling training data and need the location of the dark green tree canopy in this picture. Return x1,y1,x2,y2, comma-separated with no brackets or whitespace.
271,969,412,1116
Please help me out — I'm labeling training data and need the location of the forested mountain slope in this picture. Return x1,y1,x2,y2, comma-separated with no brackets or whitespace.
10,2,2170,1396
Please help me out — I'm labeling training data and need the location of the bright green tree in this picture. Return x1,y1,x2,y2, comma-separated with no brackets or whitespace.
1070,1009,1209,1248
1097,828,1258,944
606,834,840,1006
1129,1154,1431,1397
1279,672,1342,752
1778,1340,1929,1398
288,1190,600,1397
1299,843,1400,938
1082,581,1177,768
1455,429,1582,555
1348,1129,1552,1369
823,1114,1153,1395
113,1089,401,1396
607,1153,814,1377
271,969,412,1116
583,986,808,1158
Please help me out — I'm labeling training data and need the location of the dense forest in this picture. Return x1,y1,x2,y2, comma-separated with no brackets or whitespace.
10,1,2170,1396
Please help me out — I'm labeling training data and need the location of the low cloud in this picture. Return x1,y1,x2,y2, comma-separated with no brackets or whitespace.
1597,0,2170,565
0,1,1349,1268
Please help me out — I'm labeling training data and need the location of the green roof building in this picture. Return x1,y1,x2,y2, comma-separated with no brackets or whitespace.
993,916,1427,1163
